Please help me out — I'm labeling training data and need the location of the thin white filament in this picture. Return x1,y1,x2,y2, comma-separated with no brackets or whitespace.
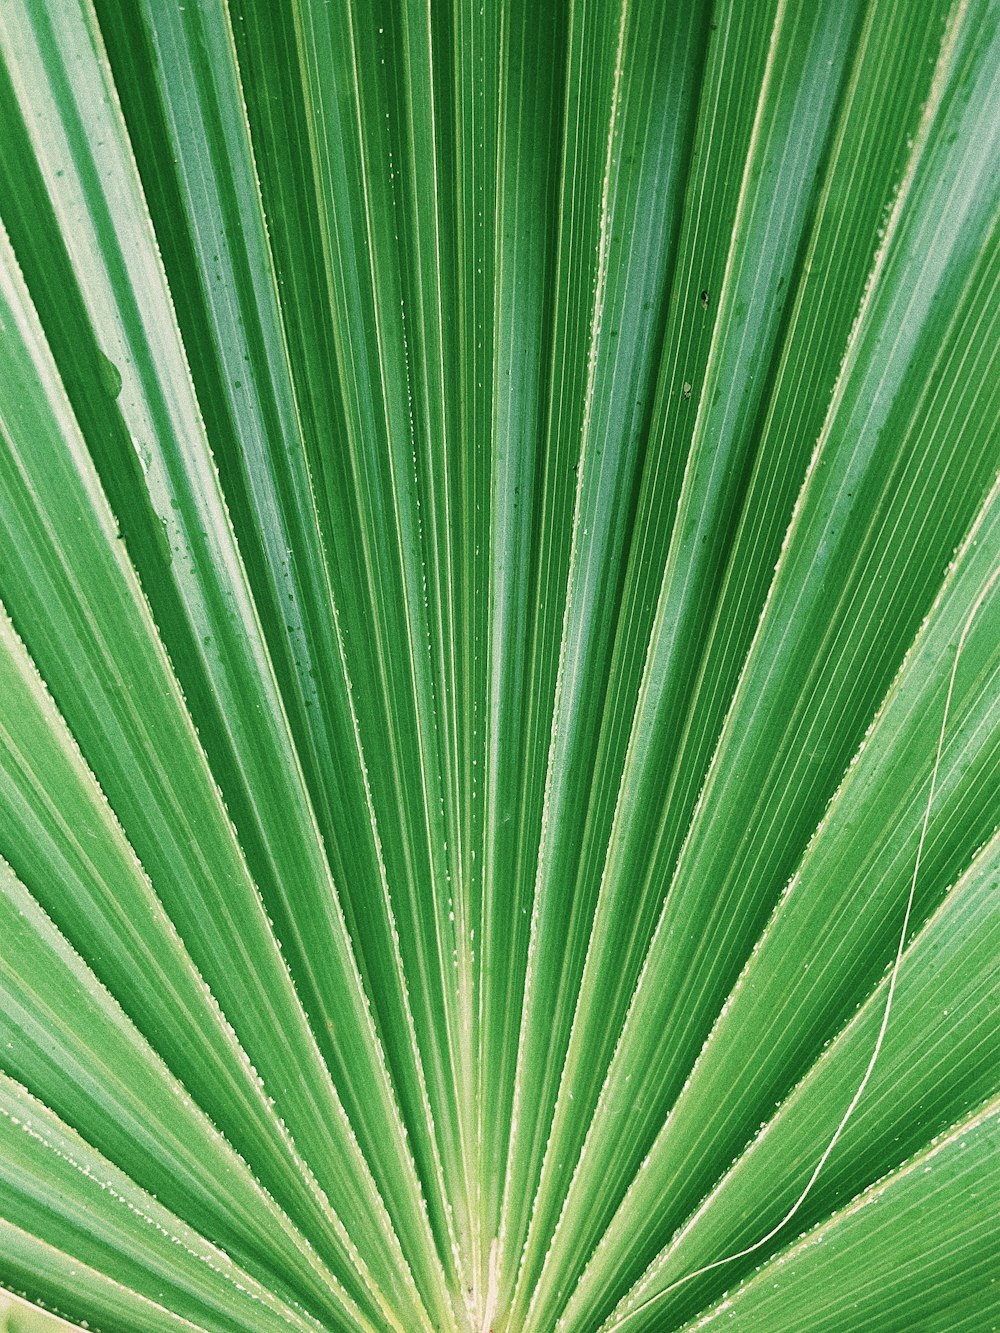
607,563,1000,1330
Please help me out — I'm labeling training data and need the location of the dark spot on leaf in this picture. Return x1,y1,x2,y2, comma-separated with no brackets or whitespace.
97,349,123,399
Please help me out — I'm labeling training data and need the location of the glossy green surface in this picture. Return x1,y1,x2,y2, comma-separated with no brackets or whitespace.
0,1,997,1330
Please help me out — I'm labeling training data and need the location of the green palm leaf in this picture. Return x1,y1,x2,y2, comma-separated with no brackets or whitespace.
0,0,997,1330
